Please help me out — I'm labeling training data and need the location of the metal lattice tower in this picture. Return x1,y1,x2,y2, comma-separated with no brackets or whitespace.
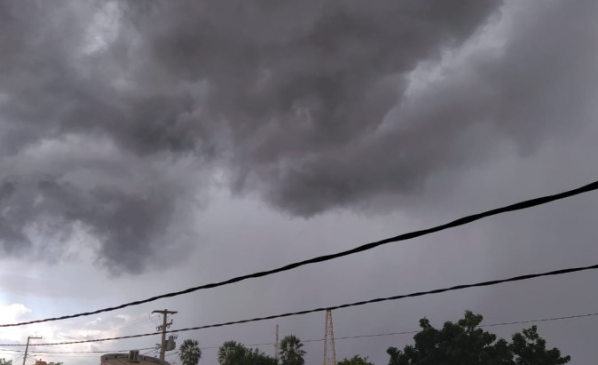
323,309,337,365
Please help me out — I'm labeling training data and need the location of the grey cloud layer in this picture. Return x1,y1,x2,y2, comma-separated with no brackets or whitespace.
1,0,596,273
131,0,503,214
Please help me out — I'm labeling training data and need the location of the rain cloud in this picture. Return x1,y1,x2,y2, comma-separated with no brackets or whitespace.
1,0,596,273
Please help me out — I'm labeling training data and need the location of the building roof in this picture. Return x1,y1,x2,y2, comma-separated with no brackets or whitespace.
101,353,171,365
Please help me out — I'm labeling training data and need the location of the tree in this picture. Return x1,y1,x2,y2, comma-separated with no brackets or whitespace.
180,339,202,365
511,326,570,365
218,341,276,365
280,335,305,365
387,311,570,365
0,359,12,365
244,348,277,365
219,341,246,365
48,362,64,365
338,355,375,365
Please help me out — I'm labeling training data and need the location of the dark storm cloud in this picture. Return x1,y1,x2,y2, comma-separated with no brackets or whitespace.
0,175,183,274
0,0,504,272
120,0,598,217
233,0,598,216
125,0,504,215
3,0,595,272
0,1,208,273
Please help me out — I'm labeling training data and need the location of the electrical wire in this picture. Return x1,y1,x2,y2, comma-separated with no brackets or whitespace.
176,311,598,351
3,310,597,358
2,262,596,347
141,348,159,357
6,309,597,357
312,310,598,342
28,353,101,358
8,355,24,363
0,347,155,355
2,179,597,329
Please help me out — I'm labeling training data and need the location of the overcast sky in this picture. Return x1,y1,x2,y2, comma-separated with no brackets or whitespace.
1,0,598,364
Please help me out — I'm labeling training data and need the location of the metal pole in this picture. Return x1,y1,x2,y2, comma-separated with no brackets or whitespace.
323,310,337,365
22,336,42,365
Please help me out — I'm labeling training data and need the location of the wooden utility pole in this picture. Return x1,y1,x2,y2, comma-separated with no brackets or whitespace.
152,309,177,361
275,324,279,364
22,336,42,365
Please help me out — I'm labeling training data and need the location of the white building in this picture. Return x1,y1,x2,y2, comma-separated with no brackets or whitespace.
101,351,171,365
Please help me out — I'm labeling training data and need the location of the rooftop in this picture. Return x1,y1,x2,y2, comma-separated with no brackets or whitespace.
101,353,171,365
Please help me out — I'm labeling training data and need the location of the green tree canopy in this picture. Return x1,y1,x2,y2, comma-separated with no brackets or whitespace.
244,348,277,365
0,359,12,365
511,326,569,365
180,339,202,365
218,341,276,365
338,355,375,365
280,335,305,365
387,311,570,365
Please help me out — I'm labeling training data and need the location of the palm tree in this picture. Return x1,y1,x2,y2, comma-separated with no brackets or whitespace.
279,335,305,365
179,339,202,365
218,341,246,365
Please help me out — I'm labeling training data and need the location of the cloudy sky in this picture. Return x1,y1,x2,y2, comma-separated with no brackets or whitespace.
1,0,598,364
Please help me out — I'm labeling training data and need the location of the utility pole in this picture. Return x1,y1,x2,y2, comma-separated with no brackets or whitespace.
22,336,42,365
152,309,177,361
274,324,279,364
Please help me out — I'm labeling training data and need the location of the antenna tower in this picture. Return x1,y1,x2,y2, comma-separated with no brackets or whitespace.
323,309,337,365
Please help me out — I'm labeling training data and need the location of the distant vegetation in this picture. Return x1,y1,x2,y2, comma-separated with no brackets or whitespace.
218,340,276,365
338,355,375,365
179,310,569,365
387,311,570,365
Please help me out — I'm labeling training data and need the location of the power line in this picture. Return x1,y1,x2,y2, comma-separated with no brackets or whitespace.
2,310,597,358
80,310,598,352
2,262,596,347
0,347,155,354
7,355,24,363
177,310,598,351
2,179,597,329
312,310,598,342
28,354,105,358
